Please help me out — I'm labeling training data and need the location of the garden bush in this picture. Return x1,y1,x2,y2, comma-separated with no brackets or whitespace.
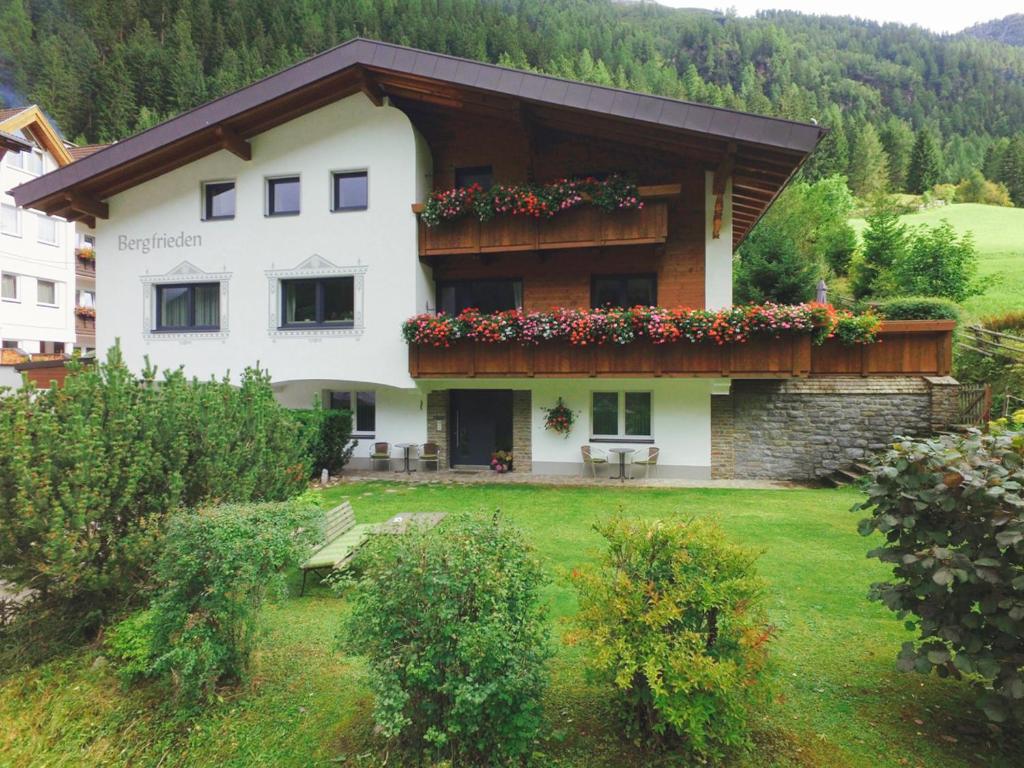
856,417,1024,725
339,513,550,766
0,346,310,660
568,517,771,760
889,220,984,302
108,500,321,706
869,296,961,322
292,407,356,475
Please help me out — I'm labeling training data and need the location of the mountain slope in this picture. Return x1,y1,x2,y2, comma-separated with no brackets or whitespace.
963,14,1024,47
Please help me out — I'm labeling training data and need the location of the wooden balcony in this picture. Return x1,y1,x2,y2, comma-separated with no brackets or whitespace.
75,314,96,335
75,253,95,279
408,320,955,379
414,185,676,258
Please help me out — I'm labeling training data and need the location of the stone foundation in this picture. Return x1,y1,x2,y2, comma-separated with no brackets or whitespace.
711,376,959,481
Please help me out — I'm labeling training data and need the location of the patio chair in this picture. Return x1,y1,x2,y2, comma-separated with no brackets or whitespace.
300,501,377,595
419,442,439,472
581,445,608,478
370,442,392,471
632,446,660,478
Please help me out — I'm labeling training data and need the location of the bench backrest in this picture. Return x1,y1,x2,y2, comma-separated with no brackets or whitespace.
322,501,356,543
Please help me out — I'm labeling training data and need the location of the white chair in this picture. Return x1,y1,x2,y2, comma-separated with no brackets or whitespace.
581,445,608,478
632,446,660,478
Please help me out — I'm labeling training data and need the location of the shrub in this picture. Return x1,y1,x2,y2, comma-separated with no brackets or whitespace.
856,419,1024,725
293,407,356,475
568,517,771,760
849,198,908,299
870,296,961,322
0,346,310,661
889,221,984,302
955,171,1013,207
109,501,321,705
339,513,550,766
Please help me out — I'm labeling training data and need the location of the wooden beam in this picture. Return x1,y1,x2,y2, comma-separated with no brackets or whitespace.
358,71,385,106
64,193,108,220
712,143,736,239
213,125,251,161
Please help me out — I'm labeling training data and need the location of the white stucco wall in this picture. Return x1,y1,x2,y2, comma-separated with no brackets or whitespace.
1,146,77,351
94,93,431,390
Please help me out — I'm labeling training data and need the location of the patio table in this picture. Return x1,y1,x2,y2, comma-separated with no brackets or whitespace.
606,447,637,481
394,442,416,474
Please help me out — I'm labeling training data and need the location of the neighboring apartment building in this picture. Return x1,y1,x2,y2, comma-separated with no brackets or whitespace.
11,40,959,479
0,106,98,371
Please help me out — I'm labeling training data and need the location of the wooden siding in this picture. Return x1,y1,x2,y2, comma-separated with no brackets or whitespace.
409,321,955,379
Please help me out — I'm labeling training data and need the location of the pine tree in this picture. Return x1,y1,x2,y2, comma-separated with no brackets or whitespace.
1002,134,1024,207
879,117,914,191
906,130,942,194
802,105,848,182
847,123,889,198
849,198,908,298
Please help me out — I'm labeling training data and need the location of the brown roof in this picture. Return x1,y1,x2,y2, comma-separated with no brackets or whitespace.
68,144,110,161
0,106,29,123
11,38,824,244
0,130,31,152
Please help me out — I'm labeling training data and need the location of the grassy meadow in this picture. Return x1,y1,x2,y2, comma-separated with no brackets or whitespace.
1,481,1019,767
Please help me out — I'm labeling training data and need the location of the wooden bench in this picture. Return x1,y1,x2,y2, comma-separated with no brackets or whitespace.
300,501,377,595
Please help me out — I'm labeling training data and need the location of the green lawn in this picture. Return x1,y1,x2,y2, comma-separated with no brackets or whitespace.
849,202,1024,322
1,482,1017,767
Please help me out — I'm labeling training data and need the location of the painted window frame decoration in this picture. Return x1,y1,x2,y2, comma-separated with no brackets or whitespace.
265,254,366,338
141,261,231,340
590,390,654,442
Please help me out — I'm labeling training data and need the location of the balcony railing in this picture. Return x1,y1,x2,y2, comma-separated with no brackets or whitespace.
408,320,955,379
413,185,677,258
75,314,96,335
75,250,96,278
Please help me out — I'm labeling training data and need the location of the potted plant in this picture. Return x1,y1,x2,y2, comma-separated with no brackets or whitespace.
490,450,513,473
542,398,577,438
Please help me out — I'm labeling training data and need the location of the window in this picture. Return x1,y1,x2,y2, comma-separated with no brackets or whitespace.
328,390,376,434
281,277,353,327
592,274,657,309
266,176,300,216
37,214,58,245
454,165,493,190
438,278,523,316
2,340,19,349
202,181,236,220
78,233,96,249
6,148,42,175
1,273,17,300
155,283,220,331
591,391,652,439
1,203,20,236
76,289,96,307
37,280,56,306
332,171,368,212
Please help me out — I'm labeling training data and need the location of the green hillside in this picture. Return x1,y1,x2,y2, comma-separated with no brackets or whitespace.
850,203,1024,320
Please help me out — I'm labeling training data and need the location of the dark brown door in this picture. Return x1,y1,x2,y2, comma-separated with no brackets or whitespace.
449,390,513,467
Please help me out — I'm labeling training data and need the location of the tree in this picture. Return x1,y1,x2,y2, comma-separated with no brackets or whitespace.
906,130,942,194
890,221,983,301
847,123,890,198
879,117,915,191
802,104,848,181
734,224,817,304
1001,134,1024,206
849,197,908,298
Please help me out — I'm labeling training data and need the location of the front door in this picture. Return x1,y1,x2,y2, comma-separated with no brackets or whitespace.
449,390,513,467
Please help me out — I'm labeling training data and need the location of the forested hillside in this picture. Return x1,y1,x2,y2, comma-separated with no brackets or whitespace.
963,14,1024,47
2,0,1024,199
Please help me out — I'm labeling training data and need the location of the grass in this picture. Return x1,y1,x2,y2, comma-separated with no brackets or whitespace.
849,202,1024,322
1,481,1018,767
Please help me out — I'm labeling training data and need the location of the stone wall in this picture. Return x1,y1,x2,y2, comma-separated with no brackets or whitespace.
426,390,449,470
711,376,959,481
512,390,533,473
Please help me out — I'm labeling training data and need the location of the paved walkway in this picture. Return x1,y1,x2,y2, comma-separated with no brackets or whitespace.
328,469,802,490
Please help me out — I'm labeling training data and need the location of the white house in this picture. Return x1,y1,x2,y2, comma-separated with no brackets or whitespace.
11,40,958,479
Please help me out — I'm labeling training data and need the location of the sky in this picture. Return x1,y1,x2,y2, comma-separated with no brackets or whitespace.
656,1,1020,34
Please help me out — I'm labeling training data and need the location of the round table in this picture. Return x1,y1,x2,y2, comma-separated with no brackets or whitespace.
394,442,417,474
606,447,637,481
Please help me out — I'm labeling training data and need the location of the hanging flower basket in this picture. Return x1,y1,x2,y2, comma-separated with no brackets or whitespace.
542,398,577,438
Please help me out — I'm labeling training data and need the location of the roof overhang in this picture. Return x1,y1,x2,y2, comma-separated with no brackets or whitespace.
0,130,31,158
11,38,824,244
0,106,73,168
